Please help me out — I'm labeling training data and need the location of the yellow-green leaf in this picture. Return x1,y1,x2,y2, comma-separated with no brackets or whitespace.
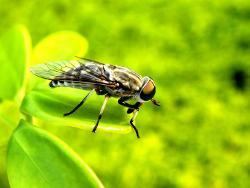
21,84,132,134
32,31,88,65
0,25,31,99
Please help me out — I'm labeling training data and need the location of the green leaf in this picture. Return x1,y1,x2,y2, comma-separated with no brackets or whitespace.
7,120,104,188
0,25,31,100
32,31,88,65
21,84,131,134
0,100,20,145
0,144,10,188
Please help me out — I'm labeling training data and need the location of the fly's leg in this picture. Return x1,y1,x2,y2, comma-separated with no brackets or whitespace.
118,97,140,110
130,110,140,138
92,95,110,133
118,97,142,138
64,89,94,116
127,102,142,114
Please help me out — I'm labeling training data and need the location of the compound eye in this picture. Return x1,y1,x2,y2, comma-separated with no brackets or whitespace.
140,80,156,101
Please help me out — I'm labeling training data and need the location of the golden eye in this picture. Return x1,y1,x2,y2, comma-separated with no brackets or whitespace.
140,80,156,101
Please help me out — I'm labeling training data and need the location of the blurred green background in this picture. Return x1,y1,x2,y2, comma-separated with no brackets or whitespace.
0,0,250,187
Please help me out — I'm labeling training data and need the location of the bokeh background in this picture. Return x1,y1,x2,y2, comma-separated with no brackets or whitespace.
0,0,250,187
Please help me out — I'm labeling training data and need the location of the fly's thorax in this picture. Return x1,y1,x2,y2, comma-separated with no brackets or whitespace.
137,76,156,102
110,65,142,91
103,64,115,81
104,85,137,97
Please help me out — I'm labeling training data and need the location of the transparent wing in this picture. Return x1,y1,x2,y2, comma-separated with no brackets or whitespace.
30,59,117,87
30,61,74,80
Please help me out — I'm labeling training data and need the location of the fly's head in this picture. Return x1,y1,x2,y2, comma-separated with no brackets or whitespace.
137,77,160,106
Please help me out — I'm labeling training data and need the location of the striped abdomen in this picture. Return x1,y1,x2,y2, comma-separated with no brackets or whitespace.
49,80,93,90
49,80,68,88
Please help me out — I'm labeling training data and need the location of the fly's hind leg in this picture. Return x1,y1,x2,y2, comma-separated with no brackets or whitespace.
92,95,110,133
64,89,94,116
130,110,140,138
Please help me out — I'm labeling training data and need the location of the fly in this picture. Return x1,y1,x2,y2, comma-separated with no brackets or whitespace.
30,58,160,138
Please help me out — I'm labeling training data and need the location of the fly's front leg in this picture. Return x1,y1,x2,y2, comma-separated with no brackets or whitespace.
130,109,140,138
92,95,110,133
118,97,142,138
118,97,139,110
127,102,142,114
64,89,94,116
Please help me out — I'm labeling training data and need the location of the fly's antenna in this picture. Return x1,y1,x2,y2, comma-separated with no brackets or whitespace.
151,98,160,106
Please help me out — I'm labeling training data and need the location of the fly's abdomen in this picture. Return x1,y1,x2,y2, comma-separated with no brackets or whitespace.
49,80,93,90
49,80,70,88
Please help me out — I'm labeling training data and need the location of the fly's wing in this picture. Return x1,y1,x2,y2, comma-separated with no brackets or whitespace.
30,59,117,89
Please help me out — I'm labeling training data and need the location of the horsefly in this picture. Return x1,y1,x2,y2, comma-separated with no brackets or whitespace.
30,58,160,138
